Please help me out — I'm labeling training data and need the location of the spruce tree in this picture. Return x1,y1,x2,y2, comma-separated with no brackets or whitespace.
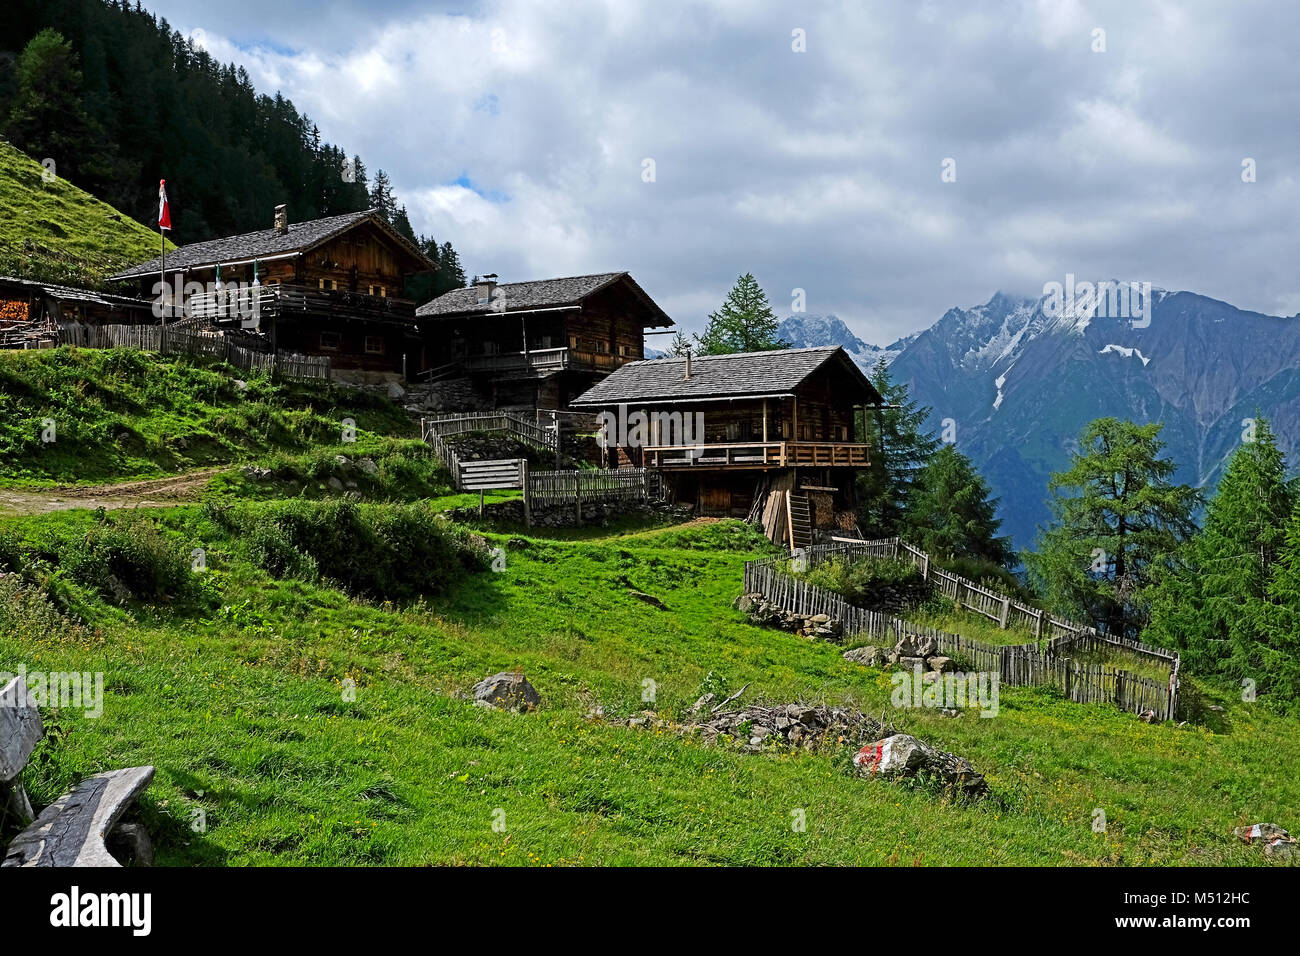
1146,417,1292,678
904,443,1013,567
856,358,940,537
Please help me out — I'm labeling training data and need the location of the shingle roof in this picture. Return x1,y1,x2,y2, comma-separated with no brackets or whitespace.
415,272,673,326
109,208,432,279
570,346,882,406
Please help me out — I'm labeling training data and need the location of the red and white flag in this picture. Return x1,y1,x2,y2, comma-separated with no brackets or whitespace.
158,179,172,231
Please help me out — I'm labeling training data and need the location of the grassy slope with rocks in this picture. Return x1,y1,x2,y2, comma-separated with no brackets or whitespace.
0,140,170,287
0,504,1294,866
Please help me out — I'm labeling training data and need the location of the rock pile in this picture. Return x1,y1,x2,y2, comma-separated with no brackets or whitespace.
1233,822,1297,861
842,631,955,675
736,593,844,642
617,698,987,797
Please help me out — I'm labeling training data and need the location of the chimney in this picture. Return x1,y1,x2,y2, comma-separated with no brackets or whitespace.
274,204,288,235
684,350,692,379
475,273,499,305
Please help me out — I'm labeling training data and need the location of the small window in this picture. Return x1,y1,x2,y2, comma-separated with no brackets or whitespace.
377,286,386,298
364,336,385,355
318,278,337,291
319,331,341,351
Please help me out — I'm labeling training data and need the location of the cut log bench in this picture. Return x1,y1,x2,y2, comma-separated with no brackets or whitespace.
0,676,154,867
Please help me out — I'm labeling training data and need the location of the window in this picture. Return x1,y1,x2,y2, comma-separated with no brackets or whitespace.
364,336,385,355
318,278,338,291
319,331,341,351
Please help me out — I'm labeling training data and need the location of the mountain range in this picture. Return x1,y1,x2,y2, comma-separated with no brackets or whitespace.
778,293,1300,551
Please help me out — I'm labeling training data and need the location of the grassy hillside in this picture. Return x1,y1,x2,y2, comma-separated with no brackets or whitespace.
0,348,417,487
1,501,1294,866
0,139,169,286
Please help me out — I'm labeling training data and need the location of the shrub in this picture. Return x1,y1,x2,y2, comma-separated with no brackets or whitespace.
32,513,196,604
216,500,484,600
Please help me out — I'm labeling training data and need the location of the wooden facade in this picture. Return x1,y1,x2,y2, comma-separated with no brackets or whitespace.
417,272,674,408
571,346,882,538
110,208,434,377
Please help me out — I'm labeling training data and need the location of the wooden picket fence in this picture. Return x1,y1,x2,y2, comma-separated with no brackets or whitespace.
421,410,557,452
743,542,1181,720
60,323,330,381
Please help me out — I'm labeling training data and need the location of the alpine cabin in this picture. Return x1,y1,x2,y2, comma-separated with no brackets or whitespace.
570,345,883,548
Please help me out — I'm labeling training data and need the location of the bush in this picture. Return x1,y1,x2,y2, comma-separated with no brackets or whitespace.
31,512,197,604
214,500,485,600
797,556,928,610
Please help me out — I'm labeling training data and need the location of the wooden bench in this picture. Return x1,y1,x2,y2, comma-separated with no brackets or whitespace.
1,676,154,867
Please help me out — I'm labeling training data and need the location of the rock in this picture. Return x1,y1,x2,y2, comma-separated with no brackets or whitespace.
915,636,938,658
843,646,884,667
853,733,987,796
927,656,955,674
471,672,541,712
1234,822,1292,844
894,634,921,658
358,458,379,475
241,465,271,481
940,708,960,718
810,614,831,624
897,656,926,670
627,590,668,611
327,476,344,490
387,382,406,399
1266,840,1298,861
0,676,42,783
233,379,248,392
334,455,351,469
1138,709,1157,723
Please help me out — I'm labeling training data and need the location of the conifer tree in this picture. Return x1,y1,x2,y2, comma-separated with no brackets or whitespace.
904,443,1013,567
1029,418,1200,637
694,273,788,355
856,358,940,537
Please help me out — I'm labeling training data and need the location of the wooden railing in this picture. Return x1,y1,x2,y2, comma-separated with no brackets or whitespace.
643,441,870,469
459,347,637,374
421,411,558,452
186,284,416,324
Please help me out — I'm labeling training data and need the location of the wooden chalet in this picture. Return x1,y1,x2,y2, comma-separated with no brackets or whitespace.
570,346,883,548
415,272,674,408
109,206,435,381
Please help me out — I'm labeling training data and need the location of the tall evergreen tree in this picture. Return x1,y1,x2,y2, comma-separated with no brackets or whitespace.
1145,418,1292,678
4,29,111,189
694,273,788,355
1028,418,1200,638
368,168,397,220
856,358,940,537
1258,505,1300,707
903,443,1013,567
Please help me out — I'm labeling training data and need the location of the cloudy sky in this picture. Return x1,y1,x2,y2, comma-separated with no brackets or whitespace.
144,0,1300,344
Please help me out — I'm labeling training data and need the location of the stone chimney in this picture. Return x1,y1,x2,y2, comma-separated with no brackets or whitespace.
274,204,288,235
475,273,499,305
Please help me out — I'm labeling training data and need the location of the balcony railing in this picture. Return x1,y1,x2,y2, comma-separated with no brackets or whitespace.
459,347,637,374
642,441,870,469
186,284,416,326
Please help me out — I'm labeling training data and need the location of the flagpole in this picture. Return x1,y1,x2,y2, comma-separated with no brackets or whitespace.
160,226,167,330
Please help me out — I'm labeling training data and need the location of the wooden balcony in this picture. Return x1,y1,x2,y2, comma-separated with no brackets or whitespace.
186,284,417,327
460,347,637,375
642,441,870,470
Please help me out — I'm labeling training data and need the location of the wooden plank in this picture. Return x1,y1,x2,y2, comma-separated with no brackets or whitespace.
3,766,154,867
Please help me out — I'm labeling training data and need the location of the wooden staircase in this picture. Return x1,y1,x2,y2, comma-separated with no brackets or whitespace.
785,491,813,553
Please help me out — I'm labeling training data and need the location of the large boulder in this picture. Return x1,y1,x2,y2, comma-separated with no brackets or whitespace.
853,733,987,797
843,646,884,667
1234,823,1296,860
927,656,955,674
472,672,541,712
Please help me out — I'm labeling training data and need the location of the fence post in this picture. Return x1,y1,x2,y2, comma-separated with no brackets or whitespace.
522,460,531,529
999,595,1010,629
574,471,582,526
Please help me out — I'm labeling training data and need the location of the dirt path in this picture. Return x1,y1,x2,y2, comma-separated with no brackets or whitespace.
0,468,224,517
